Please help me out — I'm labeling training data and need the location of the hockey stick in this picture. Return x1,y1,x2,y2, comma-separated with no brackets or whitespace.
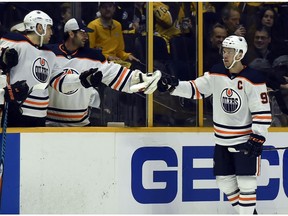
0,82,48,208
228,146,288,153
0,101,8,208
137,61,182,77
138,61,164,74
0,72,10,209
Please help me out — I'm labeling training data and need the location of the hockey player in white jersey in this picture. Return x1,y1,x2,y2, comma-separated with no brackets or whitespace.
46,18,161,126
0,11,160,127
158,35,272,214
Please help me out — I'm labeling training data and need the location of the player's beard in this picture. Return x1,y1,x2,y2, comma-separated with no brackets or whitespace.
72,37,85,48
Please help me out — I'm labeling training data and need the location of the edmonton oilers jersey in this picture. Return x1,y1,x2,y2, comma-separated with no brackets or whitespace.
46,44,134,126
172,63,272,146
0,32,58,117
0,33,86,118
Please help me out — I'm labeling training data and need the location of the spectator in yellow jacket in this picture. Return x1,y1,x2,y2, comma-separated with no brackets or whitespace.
87,2,139,68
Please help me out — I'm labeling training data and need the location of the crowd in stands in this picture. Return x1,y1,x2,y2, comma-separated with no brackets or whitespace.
204,2,288,126
0,2,288,126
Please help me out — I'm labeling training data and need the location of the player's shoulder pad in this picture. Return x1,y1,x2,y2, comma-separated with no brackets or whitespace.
209,63,227,75
239,66,266,84
44,43,60,53
1,32,28,42
76,47,106,63
39,44,57,54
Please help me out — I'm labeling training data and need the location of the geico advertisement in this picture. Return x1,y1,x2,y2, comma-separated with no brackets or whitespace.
0,132,287,214
117,132,288,214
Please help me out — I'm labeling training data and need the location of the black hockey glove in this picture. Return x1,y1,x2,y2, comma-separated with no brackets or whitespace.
0,48,18,73
4,80,29,103
243,133,266,157
157,74,179,93
79,68,103,88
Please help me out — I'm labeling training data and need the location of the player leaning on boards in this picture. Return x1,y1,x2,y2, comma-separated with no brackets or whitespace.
0,10,160,127
46,18,160,126
158,35,272,214
0,10,99,127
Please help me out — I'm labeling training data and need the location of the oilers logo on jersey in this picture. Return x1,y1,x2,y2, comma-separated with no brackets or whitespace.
32,57,50,83
220,88,241,114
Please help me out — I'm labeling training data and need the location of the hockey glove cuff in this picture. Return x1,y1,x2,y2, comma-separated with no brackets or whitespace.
157,74,179,93
0,48,18,73
243,133,266,157
79,68,103,88
4,80,29,103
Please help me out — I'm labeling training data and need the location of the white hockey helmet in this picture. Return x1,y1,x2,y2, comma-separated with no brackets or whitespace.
222,35,247,58
222,35,247,69
24,10,53,36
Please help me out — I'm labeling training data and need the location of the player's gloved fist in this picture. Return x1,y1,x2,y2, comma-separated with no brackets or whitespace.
0,47,18,72
130,70,162,94
243,133,266,157
79,68,103,88
157,74,179,93
4,80,29,103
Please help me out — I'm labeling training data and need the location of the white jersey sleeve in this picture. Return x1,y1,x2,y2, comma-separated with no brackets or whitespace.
98,61,136,93
50,62,83,94
171,72,213,99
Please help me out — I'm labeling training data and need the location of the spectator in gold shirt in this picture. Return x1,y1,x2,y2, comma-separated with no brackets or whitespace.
87,2,139,68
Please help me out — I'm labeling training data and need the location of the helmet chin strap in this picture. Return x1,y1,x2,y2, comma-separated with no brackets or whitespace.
39,36,44,47
224,50,241,70
34,25,46,47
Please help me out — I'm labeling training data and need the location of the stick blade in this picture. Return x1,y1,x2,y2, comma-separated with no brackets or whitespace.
228,147,240,153
0,163,4,209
